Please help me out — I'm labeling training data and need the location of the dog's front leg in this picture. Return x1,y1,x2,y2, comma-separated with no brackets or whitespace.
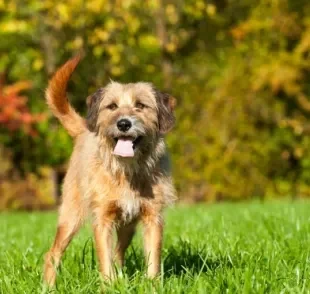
142,214,163,278
92,204,118,281
93,221,115,280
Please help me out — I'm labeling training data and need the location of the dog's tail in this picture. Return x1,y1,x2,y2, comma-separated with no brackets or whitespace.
46,55,87,137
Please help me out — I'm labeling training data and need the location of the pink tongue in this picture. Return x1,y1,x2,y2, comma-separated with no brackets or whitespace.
113,138,134,157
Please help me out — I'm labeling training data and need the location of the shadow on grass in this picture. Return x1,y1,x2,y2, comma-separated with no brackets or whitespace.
162,240,221,277
124,240,231,277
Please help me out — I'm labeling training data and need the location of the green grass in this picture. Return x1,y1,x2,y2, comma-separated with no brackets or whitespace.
1,201,310,293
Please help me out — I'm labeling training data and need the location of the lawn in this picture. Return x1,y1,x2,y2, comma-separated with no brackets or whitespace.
0,201,309,293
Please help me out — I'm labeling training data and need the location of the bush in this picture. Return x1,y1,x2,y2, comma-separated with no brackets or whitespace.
0,145,55,210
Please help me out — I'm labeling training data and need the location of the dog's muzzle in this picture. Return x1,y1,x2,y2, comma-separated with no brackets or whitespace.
112,117,145,158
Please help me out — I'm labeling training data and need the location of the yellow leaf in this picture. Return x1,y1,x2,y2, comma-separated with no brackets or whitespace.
196,1,206,10
93,46,104,57
72,36,84,49
33,59,44,71
166,42,177,53
56,4,69,23
86,0,107,13
111,66,124,76
146,65,155,73
139,35,159,49
95,29,110,42
294,147,303,158
111,53,121,64
129,55,139,65
1,20,29,33
106,18,116,30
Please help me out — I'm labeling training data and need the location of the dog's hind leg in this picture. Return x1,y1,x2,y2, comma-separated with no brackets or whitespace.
43,190,84,286
115,221,137,267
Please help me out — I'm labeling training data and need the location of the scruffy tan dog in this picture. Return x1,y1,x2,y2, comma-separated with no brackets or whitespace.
43,55,177,286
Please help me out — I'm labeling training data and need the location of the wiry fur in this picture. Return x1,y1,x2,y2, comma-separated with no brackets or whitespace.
45,55,87,137
43,56,177,286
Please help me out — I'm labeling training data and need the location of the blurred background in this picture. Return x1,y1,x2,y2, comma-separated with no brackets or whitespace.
0,0,310,210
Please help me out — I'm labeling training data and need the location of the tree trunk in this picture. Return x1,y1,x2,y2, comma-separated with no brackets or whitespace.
155,0,173,90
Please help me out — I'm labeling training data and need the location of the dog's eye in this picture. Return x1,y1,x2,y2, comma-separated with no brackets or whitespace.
135,102,145,110
107,103,118,110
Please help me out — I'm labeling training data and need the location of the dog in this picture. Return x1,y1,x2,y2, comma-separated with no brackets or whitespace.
43,55,177,286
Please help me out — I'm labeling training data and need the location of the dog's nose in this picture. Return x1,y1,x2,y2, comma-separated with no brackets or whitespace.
117,119,132,132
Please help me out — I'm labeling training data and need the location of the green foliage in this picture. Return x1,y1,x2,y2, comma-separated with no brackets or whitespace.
1,202,310,292
169,0,310,200
0,0,310,200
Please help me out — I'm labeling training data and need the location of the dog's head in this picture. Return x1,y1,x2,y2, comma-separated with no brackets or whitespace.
86,82,176,158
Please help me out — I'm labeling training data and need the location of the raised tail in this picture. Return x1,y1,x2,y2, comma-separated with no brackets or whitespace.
46,55,87,137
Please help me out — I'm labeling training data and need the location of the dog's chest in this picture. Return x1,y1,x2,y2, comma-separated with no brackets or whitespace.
117,191,141,222
110,173,157,222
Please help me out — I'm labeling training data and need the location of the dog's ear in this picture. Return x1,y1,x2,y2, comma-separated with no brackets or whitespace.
155,90,176,134
86,88,105,133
